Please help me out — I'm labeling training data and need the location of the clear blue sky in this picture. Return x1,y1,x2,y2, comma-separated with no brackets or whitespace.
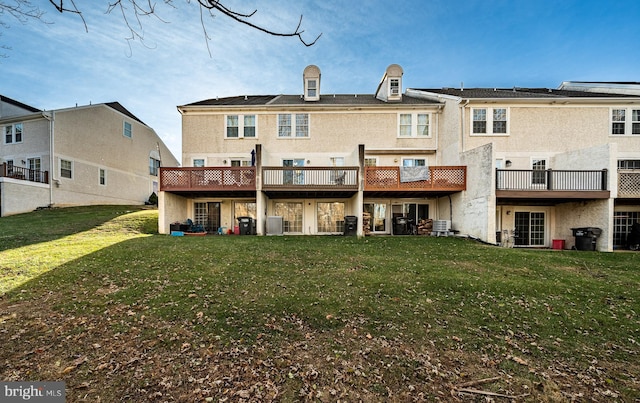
2,0,640,160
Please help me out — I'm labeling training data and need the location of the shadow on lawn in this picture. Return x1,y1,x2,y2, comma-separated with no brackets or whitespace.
2,233,640,401
0,205,149,252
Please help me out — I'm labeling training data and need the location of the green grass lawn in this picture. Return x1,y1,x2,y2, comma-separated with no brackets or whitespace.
1,206,638,401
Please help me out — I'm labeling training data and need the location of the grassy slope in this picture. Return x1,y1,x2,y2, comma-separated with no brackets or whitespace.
0,206,638,402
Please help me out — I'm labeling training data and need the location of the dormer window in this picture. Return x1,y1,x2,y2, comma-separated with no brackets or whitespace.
390,79,400,96
307,79,317,98
375,64,403,102
303,65,321,101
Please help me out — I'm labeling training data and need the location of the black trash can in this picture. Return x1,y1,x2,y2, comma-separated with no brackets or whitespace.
393,216,408,235
571,227,602,251
344,215,358,236
238,217,254,235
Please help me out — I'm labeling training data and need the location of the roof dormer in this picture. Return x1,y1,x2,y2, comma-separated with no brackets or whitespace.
303,65,321,101
375,64,403,102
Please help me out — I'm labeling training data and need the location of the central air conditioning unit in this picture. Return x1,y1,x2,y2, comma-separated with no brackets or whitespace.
266,216,283,235
432,220,451,236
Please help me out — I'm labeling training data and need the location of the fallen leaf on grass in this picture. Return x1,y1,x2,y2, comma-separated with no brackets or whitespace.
60,356,87,375
508,355,528,366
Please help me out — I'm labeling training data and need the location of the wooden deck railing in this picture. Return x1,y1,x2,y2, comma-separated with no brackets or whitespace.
160,167,256,191
0,163,48,184
496,169,607,191
364,166,466,191
160,166,469,193
618,170,640,197
262,167,358,190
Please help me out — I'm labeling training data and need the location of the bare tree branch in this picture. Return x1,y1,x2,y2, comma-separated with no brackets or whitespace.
0,0,321,58
47,0,87,31
1,1,47,23
197,0,322,47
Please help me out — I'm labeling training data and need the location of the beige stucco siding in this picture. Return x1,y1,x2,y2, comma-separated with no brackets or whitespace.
55,106,155,176
181,109,439,167
463,105,639,158
1,118,51,171
0,179,50,216
50,105,177,206
464,106,609,152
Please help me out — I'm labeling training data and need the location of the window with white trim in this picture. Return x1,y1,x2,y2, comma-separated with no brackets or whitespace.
390,79,400,96
123,121,132,138
398,113,430,137
531,159,546,185
402,158,426,167
330,157,344,167
306,79,317,99
611,108,640,135
365,157,378,167
149,157,160,175
60,159,73,179
4,123,23,144
618,160,640,169
193,159,205,167
230,159,251,167
226,114,257,138
472,107,509,135
278,113,309,138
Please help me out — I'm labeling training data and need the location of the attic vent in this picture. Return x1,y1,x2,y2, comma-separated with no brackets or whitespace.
244,95,248,101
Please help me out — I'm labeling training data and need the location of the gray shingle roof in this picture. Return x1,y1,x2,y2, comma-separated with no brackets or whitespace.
268,94,435,105
0,95,41,113
105,102,147,126
186,95,279,106
183,94,439,107
416,88,639,99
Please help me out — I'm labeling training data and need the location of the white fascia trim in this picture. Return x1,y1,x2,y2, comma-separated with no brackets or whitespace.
406,88,460,103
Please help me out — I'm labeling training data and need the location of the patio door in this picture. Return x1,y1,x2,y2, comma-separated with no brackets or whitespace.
274,202,303,233
28,158,41,182
194,202,220,233
531,159,547,187
364,203,387,233
283,159,305,185
514,211,545,246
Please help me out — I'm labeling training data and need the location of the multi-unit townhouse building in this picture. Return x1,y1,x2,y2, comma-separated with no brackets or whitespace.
411,84,640,251
0,95,179,216
158,65,640,252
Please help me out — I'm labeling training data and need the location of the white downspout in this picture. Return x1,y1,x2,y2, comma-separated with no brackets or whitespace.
43,111,56,206
459,99,469,153
435,104,443,165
